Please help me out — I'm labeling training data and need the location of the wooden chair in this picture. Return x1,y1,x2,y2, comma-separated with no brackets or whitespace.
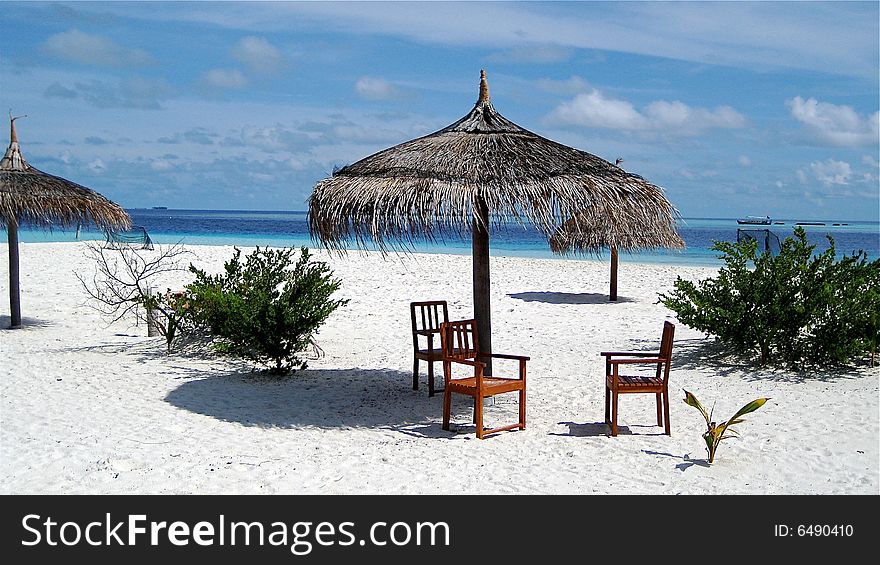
601,321,675,437
439,319,528,439
410,300,449,396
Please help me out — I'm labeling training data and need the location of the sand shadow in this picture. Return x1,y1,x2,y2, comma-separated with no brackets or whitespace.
551,421,612,437
508,292,636,304
0,315,54,329
672,337,867,383
552,421,676,437
164,367,472,433
643,450,711,470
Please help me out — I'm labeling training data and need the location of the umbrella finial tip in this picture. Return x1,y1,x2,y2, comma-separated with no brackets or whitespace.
9,112,26,143
478,70,490,103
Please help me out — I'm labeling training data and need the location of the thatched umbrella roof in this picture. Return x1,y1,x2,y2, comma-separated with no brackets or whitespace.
1,115,130,328
1,117,131,229
548,202,684,256
310,71,668,250
549,200,684,301
308,71,676,362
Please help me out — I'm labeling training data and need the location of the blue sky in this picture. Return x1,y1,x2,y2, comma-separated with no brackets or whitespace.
1,1,878,221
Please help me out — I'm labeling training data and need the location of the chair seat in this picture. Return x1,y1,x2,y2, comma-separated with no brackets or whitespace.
606,374,664,390
417,347,460,359
448,376,524,395
417,347,444,358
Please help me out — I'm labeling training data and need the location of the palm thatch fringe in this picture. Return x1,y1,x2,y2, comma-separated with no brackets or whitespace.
309,72,669,253
549,203,685,256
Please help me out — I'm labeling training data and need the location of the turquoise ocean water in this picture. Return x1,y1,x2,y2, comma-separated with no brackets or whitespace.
13,209,880,267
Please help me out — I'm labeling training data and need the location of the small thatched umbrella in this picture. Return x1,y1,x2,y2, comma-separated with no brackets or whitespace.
549,194,685,301
309,71,673,369
1,115,131,328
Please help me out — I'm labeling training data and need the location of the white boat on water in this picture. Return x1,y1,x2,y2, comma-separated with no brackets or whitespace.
737,215,771,225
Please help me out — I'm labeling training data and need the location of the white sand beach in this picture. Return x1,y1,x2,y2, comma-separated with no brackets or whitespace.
1,241,877,495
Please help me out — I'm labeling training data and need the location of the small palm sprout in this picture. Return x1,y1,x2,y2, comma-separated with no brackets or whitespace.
683,389,769,464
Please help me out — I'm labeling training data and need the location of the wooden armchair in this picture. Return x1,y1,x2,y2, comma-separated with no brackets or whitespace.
410,300,449,396
439,319,528,439
601,321,675,437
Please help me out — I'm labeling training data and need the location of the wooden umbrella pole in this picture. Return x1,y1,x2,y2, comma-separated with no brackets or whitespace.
472,194,492,375
7,219,22,328
610,245,619,302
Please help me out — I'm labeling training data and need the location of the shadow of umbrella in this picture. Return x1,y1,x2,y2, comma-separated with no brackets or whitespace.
164,367,473,431
0,315,54,329
509,291,636,305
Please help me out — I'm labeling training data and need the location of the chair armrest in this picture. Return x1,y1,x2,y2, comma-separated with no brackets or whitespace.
446,358,486,368
478,352,530,362
607,357,666,365
600,351,657,357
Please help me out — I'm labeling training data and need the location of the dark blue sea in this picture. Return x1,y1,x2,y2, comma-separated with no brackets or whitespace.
16,209,880,267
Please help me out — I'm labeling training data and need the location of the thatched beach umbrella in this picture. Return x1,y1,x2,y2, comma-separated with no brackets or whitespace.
549,196,685,301
309,71,672,369
1,115,131,328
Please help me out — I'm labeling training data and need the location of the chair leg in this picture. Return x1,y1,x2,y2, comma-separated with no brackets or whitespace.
475,393,484,439
519,388,526,430
656,393,663,426
605,386,611,425
663,391,671,436
442,389,451,431
427,360,435,397
611,391,619,436
412,357,419,390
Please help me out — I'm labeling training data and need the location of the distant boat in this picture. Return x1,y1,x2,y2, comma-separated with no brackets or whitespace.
152,206,168,210
737,215,771,225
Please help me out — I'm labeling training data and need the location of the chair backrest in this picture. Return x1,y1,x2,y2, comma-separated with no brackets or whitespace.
440,319,479,361
410,301,448,335
659,321,675,384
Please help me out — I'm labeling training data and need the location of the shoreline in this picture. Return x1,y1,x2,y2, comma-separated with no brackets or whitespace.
1,242,878,495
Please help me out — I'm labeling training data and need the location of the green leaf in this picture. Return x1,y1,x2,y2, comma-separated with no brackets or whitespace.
683,389,710,424
728,398,769,424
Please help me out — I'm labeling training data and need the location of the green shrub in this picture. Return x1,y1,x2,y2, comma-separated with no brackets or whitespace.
187,246,348,375
659,227,879,367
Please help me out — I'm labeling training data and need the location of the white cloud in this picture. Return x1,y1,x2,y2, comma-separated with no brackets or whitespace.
87,158,107,173
42,29,154,68
810,159,852,186
547,90,647,130
738,155,751,167
231,36,286,74
354,77,404,101
787,97,879,147
150,159,173,171
44,77,174,109
862,155,879,168
545,89,745,135
485,45,574,64
72,2,880,79
535,76,591,95
775,180,784,188
645,101,746,131
796,169,808,184
199,69,248,90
